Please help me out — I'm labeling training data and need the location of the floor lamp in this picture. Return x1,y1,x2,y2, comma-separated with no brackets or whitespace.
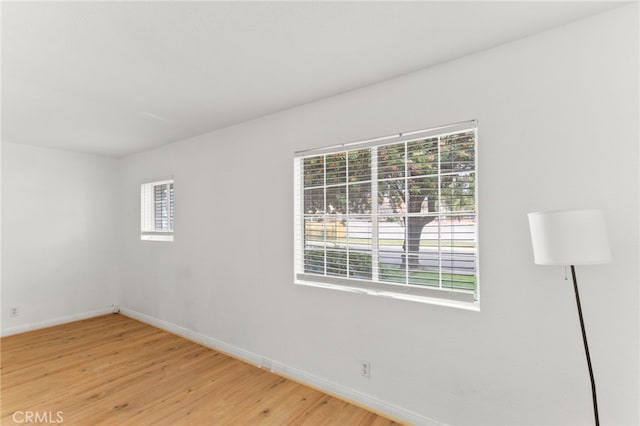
528,209,611,426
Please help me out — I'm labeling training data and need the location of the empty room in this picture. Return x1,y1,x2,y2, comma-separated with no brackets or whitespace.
1,1,638,425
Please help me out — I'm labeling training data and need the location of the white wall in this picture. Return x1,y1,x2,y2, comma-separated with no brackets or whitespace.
1,143,119,335
121,5,634,425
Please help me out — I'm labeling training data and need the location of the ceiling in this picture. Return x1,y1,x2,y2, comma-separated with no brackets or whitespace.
1,1,625,158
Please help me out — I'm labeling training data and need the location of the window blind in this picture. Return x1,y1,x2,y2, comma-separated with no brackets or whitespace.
141,179,174,241
293,121,478,305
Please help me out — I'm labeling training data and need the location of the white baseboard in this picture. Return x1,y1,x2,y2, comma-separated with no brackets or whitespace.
1,306,116,337
119,307,441,426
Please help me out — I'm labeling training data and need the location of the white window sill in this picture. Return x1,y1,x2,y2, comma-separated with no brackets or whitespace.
141,234,174,242
294,277,480,312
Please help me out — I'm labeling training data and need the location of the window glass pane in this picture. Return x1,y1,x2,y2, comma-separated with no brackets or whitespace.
348,182,371,215
344,216,373,279
348,250,372,280
345,215,372,250
439,215,477,291
304,248,325,274
407,215,440,288
348,149,371,183
326,249,348,277
407,138,438,177
406,176,438,214
377,216,406,284
304,217,325,243
325,153,347,185
304,156,324,187
304,188,324,214
326,186,347,215
324,217,345,244
377,143,405,180
440,174,476,213
403,214,437,272
378,179,405,215
440,131,475,173
406,265,440,288
414,217,440,285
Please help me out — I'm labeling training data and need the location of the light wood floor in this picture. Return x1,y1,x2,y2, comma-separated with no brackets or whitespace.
1,314,399,425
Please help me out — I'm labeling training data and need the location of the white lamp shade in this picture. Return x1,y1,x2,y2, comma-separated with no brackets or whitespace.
528,209,612,265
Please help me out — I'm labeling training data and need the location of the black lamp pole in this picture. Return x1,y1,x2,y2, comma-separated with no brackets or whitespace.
570,265,599,426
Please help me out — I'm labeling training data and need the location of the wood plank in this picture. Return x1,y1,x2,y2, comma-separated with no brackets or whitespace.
1,314,401,425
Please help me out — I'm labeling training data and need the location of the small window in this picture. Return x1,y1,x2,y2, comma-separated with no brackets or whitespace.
293,121,478,308
141,179,174,241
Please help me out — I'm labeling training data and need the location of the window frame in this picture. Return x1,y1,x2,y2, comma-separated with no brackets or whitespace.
293,121,479,310
141,179,175,242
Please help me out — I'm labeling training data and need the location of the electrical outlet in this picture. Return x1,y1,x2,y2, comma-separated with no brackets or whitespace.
360,360,370,378
9,307,19,318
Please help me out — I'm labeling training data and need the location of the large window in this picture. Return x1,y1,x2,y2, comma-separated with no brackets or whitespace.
141,179,174,242
294,121,478,307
